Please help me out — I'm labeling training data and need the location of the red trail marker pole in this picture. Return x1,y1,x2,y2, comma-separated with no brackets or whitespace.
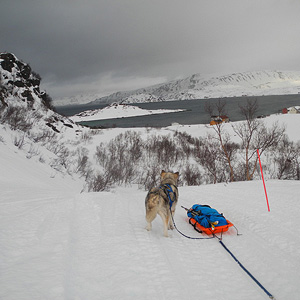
257,149,270,212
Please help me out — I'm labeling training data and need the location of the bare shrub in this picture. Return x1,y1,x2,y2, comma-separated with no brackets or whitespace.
194,135,230,184
47,141,71,172
182,164,202,186
146,134,182,169
13,134,26,149
272,137,300,180
95,131,144,186
234,162,249,182
75,147,90,177
138,165,161,191
56,147,70,169
95,143,107,167
125,131,143,162
0,105,33,132
80,131,92,144
32,129,58,145
39,156,45,163
26,144,40,158
174,131,197,159
87,172,112,192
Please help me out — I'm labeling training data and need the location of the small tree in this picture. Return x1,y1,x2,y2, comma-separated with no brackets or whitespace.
195,135,222,183
205,100,235,182
232,98,285,180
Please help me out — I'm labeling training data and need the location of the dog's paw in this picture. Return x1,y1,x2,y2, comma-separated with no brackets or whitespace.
145,223,152,231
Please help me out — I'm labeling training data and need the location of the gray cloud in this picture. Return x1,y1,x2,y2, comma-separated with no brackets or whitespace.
1,0,300,98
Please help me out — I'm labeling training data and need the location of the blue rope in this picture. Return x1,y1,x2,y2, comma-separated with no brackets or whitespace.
174,205,275,298
219,240,275,299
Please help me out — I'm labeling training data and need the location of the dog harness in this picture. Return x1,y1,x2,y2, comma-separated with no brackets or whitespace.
161,184,177,209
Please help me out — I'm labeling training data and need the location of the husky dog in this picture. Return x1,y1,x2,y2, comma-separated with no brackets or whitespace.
145,170,179,237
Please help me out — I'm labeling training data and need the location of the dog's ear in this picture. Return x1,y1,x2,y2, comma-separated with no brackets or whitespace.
161,170,166,176
174,172,179,180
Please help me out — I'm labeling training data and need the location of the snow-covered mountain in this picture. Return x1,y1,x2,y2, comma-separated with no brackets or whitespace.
0,52,76,133
52,70,300,106
88,70,300,105
53,92,164,107
53,93,105,106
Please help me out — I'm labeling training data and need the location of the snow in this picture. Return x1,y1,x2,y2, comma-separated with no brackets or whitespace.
1,144,300,300
1,113,300,300
261,113,300,142
69,103,185,122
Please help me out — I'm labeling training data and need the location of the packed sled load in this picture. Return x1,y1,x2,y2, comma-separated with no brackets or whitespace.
186,204,233,235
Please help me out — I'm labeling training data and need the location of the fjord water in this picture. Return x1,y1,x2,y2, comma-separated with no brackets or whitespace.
56,94,300,128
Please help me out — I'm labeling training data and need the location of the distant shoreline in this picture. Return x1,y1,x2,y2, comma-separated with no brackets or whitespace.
55,94,300,129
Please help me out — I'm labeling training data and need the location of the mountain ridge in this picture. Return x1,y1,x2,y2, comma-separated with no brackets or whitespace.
53,70,300,106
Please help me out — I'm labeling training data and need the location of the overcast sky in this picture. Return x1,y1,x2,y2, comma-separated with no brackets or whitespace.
1,0,300,99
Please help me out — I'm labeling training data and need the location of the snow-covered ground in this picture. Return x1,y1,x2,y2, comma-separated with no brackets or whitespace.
1,111,300,300
69,103,185,122
1,138,300,300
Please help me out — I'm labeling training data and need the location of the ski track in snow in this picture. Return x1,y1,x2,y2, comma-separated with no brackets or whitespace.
2,180,300,300
60,190,257,300
0,143,299,299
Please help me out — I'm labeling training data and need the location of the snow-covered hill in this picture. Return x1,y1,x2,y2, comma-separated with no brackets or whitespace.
0,52,92,177
63,70,300,106
1,135,300,299
0,52,78,134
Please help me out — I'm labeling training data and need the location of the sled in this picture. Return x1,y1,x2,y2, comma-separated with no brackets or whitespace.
189,217,234,235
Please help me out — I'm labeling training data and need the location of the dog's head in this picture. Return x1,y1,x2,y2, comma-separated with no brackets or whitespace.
160,170,179,186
